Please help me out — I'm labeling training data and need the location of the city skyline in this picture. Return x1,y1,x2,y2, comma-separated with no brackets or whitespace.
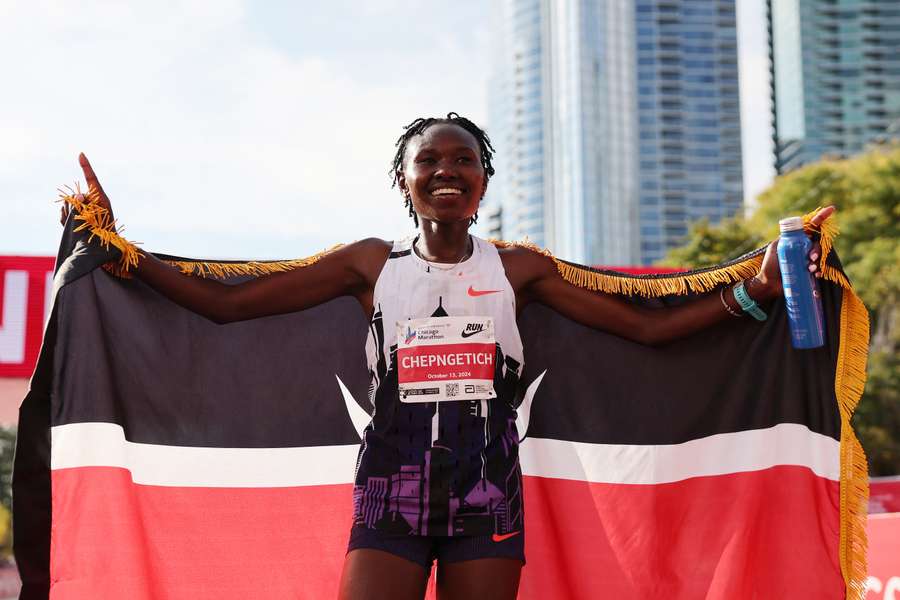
768,0,900,173
5,0,775,266
486,0,744,266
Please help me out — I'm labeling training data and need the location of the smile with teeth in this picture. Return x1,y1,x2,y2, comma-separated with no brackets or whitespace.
431,188,464,196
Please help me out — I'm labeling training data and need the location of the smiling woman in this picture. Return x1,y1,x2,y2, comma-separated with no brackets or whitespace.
55,112,833,600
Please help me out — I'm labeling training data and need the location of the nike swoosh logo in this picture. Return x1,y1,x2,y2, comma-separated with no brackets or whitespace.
461,329,484,338
468,286,501,297
492,531,521,543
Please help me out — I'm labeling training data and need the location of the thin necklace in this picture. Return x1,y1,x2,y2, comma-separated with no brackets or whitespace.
414,235,472,272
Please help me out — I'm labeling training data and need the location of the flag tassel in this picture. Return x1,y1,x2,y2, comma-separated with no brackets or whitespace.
835,289,870,600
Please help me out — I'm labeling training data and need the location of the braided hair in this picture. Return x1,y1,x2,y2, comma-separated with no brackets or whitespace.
390,112,496,227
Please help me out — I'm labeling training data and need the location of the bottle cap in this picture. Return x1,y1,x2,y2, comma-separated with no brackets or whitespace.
779,216,804,233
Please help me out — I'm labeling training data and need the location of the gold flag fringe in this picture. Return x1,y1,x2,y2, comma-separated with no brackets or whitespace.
58,194,867,594
59,187,143,277
491,207,836,299
58,194,829,295
835,290,870,600
491,238,763,297
58,190,340,278
163,251,342,279
805,210,868,600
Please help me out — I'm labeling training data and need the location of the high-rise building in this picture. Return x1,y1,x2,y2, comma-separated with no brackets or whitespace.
485,0,744,265
486,0,548,248
768,0,900,174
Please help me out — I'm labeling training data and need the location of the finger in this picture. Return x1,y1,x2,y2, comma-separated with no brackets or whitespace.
60,205,68,226
78,153,107,200
809,205,835,228
808,242,821,262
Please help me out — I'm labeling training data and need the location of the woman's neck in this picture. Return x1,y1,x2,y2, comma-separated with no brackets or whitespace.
415,219,472,263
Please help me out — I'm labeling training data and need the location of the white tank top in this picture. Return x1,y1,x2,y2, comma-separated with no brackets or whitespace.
353,235,526,537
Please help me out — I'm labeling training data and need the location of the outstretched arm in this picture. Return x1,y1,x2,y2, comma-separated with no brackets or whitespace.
130,238,388,324
501,207,834,346
67,154,390,323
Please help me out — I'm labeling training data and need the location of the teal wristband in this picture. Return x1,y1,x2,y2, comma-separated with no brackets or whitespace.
733,281,767,321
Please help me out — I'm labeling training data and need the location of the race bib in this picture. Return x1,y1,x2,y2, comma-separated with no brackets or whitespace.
396,316,497,402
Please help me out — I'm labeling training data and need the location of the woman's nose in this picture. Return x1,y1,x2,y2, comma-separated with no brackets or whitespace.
433,160,459,178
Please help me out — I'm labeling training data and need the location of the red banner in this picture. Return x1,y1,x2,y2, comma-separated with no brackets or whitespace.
0,256,55,378
398,342,495,383
870,477,900,514
866,513,900,599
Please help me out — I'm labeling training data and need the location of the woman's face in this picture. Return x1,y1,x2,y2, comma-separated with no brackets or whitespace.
398,123,486,225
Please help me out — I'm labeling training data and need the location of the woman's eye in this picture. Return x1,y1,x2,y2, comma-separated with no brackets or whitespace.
457,156,473,163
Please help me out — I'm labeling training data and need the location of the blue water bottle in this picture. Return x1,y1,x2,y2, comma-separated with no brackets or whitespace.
777,217,825,349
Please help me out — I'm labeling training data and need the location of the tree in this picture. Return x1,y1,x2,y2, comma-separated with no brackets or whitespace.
663,215,763,268
661,145,900,476
0,426,14,558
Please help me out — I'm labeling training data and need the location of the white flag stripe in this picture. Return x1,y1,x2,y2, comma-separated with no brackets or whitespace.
51,422,839,488
520,422,840,484
51,422,359,487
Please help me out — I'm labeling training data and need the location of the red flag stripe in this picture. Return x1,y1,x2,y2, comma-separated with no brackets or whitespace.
51,422,839,487
50,465,842,599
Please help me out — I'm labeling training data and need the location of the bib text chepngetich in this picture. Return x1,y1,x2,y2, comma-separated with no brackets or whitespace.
397,316,497,402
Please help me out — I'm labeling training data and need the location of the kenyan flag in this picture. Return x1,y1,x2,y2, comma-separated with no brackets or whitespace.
13,212,868,599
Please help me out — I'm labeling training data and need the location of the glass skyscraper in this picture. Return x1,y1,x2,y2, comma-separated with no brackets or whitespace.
487,0,549,247
768,0,900,174
486,0,743,265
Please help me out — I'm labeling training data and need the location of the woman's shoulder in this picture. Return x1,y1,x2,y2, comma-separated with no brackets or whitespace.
495,241,557,291
327,238,393,284
495,242,554,269
327,237,393,259
349,237,394,253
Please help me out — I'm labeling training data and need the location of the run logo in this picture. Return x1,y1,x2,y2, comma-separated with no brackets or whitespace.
461,323,485,338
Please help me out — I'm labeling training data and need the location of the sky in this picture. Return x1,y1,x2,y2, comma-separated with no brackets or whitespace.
2,0,773,260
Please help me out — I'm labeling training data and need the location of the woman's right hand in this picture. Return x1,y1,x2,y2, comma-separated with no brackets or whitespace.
60,153,114,225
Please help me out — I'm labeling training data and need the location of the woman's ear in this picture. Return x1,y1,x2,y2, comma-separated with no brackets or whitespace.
398,172,409,197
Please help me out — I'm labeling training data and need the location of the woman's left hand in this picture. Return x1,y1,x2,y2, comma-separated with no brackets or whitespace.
753,205,836,300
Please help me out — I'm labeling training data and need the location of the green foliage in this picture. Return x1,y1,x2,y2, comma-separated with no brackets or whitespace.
848,238,900,308
660,216,763,268
0,427,14,558
0,427,13,513
854,349,900,476
662,146,900,475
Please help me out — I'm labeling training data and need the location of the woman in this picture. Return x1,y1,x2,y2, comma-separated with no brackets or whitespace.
65,113,832,600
